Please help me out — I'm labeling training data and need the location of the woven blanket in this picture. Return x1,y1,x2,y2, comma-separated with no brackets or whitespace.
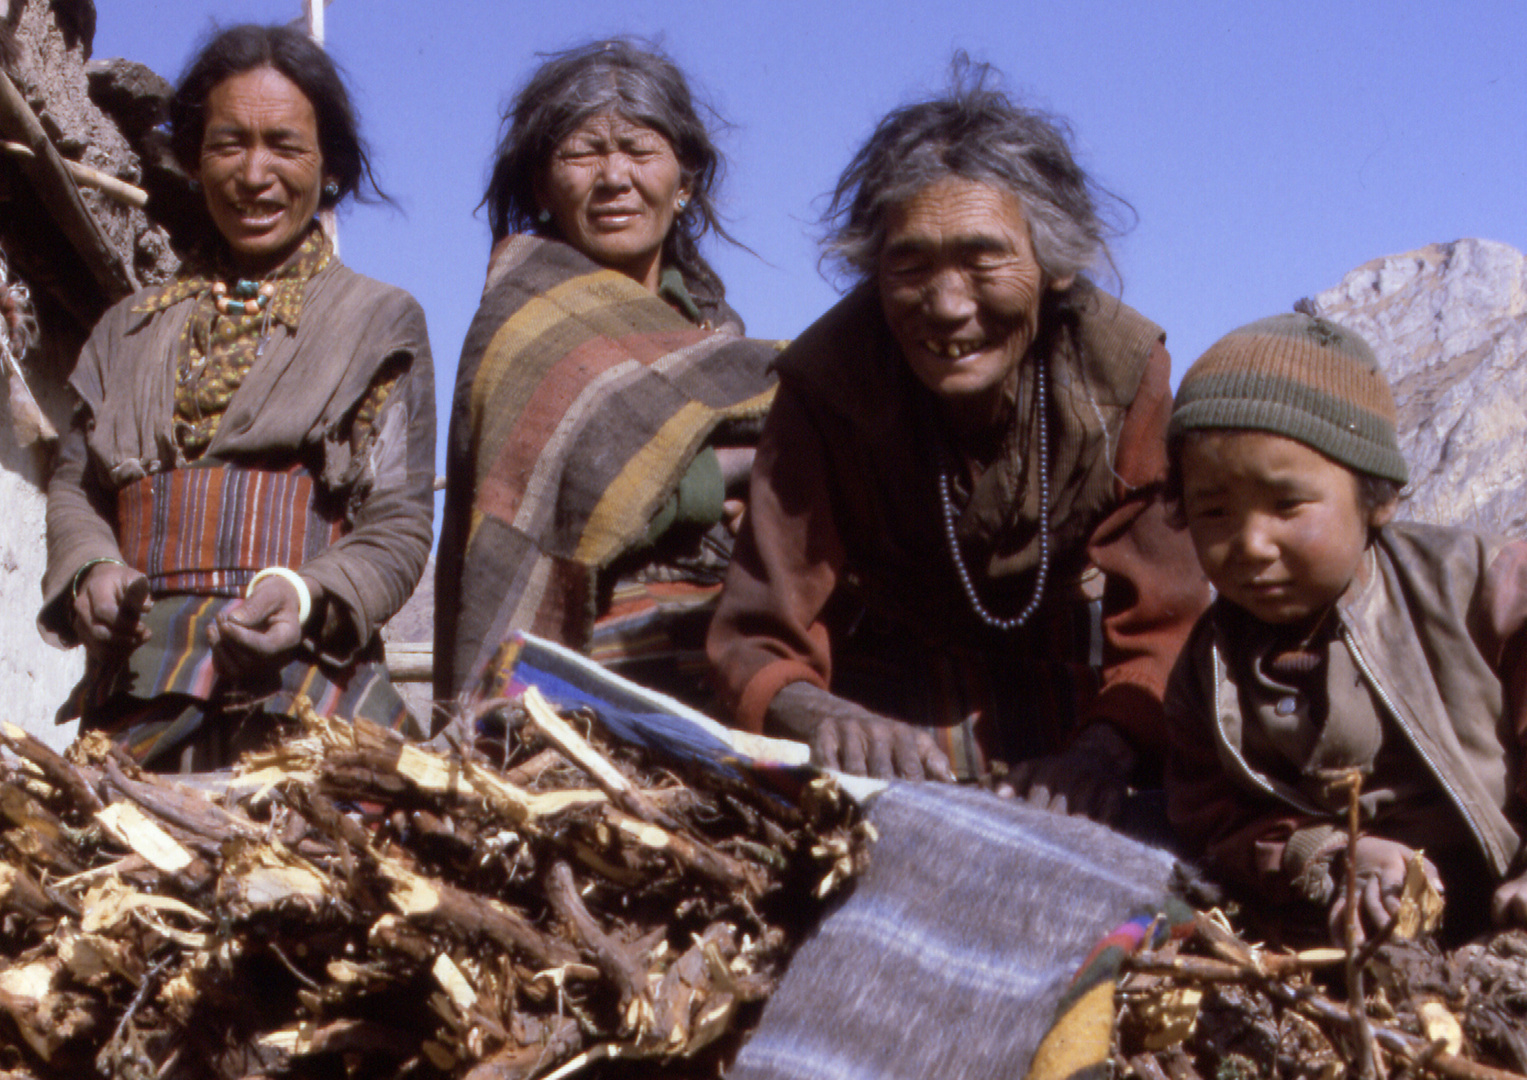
436,236,780,699
726,783,1184,1080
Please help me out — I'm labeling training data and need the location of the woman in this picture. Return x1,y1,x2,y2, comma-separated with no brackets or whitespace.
435,40,778,706
706,71,1209,820
41,25,435,770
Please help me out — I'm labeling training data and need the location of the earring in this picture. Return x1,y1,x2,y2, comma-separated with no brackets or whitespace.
676,196,688,211
537,208,551,224
188,178,201,193
323,181,340,199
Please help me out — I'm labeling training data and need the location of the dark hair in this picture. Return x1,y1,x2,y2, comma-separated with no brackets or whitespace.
824,57,1128,285
1164,429,1405,529
483,38,734,300
169,23,385,210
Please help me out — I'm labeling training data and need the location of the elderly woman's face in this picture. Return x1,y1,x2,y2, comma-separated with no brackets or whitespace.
537,113,689,292
878,176,1069,427
197,66,327,276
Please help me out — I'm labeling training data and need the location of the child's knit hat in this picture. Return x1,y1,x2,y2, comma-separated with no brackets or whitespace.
1169,312,1408,485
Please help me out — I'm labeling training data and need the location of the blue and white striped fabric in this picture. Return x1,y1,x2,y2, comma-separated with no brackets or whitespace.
726,783,1180,1080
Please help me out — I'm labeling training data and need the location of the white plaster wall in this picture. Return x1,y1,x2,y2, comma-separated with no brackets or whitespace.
0,409,82,753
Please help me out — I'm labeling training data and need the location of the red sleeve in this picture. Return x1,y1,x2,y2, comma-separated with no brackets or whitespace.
1082,341,1212,754
706,385,840,733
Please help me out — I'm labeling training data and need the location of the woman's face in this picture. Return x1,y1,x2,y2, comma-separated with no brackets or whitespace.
537,112,689,292
878,176,1071,430
197,66,327,276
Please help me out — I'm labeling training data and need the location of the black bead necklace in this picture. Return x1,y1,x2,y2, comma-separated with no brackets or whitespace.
936,354,1051,631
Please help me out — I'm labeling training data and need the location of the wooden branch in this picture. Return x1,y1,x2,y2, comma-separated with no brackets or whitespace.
102,755,260,844
519,688,683,831
0,720,104,813
545,861,648,1018
380,860,580,970
0,71,140,300
0,140,147,208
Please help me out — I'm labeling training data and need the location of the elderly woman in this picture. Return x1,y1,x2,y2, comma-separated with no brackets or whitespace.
707,75,1209,819
40,25,434,769
435,40,778,706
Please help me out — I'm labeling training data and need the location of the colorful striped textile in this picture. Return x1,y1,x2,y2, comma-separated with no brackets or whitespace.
116,462,345,595
66,595,408,767
827,579,1106,780
484,631,811,780
1025,899,1196,1080
726,783,1184,1080
586,577,725,707
436,235,780,699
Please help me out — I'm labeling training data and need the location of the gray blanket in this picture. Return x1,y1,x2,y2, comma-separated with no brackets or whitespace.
728,783,1180,1080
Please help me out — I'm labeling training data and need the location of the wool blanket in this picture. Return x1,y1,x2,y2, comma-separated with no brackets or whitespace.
726,783,1184,1080
435,236,780,700
483,633,1187,1079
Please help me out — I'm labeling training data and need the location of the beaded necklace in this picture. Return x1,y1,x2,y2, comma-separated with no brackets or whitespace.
211,278,276,317
937,353,1051,631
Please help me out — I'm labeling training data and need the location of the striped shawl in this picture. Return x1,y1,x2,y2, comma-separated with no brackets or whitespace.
435,236,779,699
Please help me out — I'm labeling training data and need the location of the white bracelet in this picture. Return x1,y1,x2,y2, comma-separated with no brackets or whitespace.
246,566,312,626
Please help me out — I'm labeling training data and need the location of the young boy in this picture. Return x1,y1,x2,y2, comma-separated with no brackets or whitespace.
1164,313,1527,941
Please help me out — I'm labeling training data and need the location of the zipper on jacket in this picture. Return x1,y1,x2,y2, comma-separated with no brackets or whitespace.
1339,625,1495,869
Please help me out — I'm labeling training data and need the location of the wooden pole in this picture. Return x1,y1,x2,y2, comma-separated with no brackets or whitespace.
303,0,339,255
0,70,140,300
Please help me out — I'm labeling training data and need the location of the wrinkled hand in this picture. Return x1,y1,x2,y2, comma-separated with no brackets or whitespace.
998,722,1136,823
766,682,954,781
72,560,153,661
1492,868,1527,928
206,574,316,680
1329,837,1441,944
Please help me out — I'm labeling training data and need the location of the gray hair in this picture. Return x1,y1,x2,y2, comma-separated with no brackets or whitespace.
484,38,733,301
824,60,1126,284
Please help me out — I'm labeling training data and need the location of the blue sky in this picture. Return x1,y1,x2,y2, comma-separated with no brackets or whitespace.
94,1,1527,483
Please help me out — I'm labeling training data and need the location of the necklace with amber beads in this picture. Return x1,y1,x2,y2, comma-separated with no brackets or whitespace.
211,278,275,317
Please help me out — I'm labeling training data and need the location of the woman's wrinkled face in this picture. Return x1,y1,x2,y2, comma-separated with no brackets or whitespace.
878,176,1070,427
198,66,327,276
1180,431,1395,626
537,113,689,292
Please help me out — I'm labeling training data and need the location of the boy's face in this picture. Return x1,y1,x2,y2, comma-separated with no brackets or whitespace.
1179,431,1396,625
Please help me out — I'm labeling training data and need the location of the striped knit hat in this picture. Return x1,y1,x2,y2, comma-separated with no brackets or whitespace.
1169,313,1408,484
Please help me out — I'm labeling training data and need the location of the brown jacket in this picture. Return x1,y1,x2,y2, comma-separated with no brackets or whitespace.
42,260,435,664
1166,522,1527,892
707,282,1208,755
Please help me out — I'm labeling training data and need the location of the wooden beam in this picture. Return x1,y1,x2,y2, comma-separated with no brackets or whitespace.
0,70,140,301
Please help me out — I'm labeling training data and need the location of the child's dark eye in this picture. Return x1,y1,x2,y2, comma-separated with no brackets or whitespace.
1275,498,1307,513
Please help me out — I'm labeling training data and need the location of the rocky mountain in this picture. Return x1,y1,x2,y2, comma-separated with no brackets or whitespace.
1308,239,1527,535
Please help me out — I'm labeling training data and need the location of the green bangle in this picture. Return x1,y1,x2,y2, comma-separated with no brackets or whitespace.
71,557,126,602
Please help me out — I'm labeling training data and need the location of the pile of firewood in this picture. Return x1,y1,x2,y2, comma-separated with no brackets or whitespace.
1114,771,1527,1080
0,689,870,1078
1115,910,1527,1080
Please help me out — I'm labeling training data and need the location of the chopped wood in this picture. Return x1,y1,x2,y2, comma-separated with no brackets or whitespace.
0,692,868,1077
1117,914,1527,1080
